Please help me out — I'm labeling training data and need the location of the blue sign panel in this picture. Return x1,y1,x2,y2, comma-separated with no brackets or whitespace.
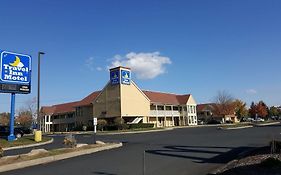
110,70,120,85
0,50,32,94
121,70,130,85
0,51,31,84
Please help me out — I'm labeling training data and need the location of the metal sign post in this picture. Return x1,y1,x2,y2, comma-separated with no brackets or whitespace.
8,93,16,141
93,117,97,144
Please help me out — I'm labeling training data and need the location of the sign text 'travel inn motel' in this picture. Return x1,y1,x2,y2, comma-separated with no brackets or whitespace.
0,50,32,94
0,51,31,83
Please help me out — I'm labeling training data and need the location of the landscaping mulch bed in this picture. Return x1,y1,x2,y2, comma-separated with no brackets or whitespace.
217,146,281,175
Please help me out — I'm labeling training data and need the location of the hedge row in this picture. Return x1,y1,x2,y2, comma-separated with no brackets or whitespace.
73,123,154,131
129,123,154,129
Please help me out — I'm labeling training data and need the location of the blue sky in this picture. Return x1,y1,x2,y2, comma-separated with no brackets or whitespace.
0,0,280,112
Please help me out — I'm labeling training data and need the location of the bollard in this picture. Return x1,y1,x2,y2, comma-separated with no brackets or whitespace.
34,131,42,142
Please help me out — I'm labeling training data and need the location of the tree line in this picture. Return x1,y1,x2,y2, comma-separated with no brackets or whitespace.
213,90,280,120
0,98,36,127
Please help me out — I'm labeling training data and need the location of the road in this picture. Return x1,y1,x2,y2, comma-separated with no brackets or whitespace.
3,124,281,175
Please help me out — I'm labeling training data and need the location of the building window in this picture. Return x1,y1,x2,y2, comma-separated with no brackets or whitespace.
157,105,164,110
165,106,172,110
76,107,83,117
173,106,179,111
150,105,156,110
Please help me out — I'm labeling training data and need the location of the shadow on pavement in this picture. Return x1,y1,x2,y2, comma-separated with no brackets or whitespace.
92,171,118,175
146,145,255,164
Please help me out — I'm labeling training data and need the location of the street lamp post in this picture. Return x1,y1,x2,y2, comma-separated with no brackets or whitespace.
37,52,45,130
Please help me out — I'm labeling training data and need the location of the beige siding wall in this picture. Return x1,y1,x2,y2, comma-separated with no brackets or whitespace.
75,105,93,125
93,83,121,118
120,82,150,117
148,117,157,127
187,95,197,105
165,117,174,126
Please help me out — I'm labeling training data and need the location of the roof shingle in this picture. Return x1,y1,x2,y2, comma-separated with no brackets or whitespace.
41,91,101,115
142,90,190,105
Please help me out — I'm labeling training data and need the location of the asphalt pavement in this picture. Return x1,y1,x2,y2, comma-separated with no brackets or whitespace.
2,124,281,175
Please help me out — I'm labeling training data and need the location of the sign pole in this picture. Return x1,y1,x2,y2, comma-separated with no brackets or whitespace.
93,117,97,144
143,150,146,175
8,93,16,141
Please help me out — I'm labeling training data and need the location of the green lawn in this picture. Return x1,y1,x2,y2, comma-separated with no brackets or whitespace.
0,136,52,148
0,143,109,166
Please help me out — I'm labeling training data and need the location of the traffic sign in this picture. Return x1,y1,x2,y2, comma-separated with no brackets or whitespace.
93,117,97,126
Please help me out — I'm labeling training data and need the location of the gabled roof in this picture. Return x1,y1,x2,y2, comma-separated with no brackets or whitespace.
41,101,79,115
41,106,55,115
41,89,193,115
197,103,216,112
177,94,191,104
74,91,101,107
41,91,101,115
142,90,191,105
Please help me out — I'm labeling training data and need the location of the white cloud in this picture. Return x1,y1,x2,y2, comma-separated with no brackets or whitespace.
85,57,95,71
246,89,257,94
109,52,172,79
96,67,103,71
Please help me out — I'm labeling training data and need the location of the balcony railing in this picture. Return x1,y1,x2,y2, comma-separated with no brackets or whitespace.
150,110,180,116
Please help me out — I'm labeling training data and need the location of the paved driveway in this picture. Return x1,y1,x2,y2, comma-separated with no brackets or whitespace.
3,124,281,175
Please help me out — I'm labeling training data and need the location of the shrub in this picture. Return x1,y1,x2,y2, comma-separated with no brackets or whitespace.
105,124,119,131
73,125,83,131
270,140,281,154
129,123,154,129
97,119,108,131
113,118,128,130
260,157,281,168
63,134,77,148
0,146,3,157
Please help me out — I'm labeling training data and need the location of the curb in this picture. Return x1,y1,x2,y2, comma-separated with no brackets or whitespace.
3,138,54,151
46,128,174,136
218,125,253,130
97,127,174,135
253,121,280,127
0,142,122,173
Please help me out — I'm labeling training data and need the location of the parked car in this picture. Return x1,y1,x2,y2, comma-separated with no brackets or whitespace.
225,120,234,124
240,117,249,122
197,119,204,125
245,118,255,122
270,116,278,120
0,126,24,138
15,126,32,134
207,119,221,124
255,118,265,122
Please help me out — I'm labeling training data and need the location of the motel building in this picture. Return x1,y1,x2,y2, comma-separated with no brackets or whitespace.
40,66,198,132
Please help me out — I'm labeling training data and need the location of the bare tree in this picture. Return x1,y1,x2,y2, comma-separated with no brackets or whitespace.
0,112,10,125
25,97,37,120
213,90,235,117
16,97,37,127
16,111,33,127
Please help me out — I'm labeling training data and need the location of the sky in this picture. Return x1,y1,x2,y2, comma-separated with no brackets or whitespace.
0,0,280,113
